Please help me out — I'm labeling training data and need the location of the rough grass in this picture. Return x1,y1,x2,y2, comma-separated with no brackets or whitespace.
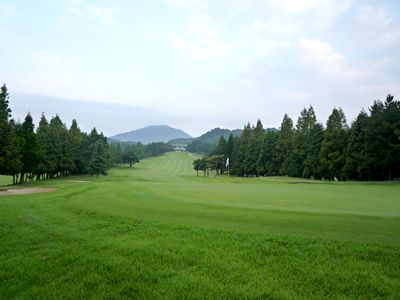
1,152,399,298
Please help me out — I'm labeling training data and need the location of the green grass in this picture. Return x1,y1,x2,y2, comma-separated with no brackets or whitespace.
1,151,399,298
0,175,12,186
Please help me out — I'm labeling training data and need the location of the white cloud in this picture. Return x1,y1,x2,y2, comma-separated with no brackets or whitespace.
173,37,207,59
166,0,207,11
67,7,84,17
357,6,393,28
173,34,232,60
69,0,85,5
266,0,320,13
355,6,400,49
66,4,120,25
296,38,377,81
33,51,64,69
299,38,343,61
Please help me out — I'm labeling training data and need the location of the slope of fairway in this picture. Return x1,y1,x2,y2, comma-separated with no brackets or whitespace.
1,151,399,298
59,151,400,244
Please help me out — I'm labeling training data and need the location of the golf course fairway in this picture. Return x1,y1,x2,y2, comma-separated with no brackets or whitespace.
1,151,399,298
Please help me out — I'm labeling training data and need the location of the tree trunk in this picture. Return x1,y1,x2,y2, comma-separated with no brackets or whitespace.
20,173,25,185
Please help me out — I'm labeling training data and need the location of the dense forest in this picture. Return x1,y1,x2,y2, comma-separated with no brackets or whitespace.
0,84,173,184
194,94,400,181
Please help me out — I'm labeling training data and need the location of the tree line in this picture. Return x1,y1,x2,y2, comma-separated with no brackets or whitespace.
0,84,111,183
0,84,175,184
194,94,400,181
109,141,174,167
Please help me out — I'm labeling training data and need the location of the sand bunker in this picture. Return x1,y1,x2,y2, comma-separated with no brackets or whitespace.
0,188,59,196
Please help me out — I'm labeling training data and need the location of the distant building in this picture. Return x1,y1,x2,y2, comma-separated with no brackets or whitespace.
173,144,187,151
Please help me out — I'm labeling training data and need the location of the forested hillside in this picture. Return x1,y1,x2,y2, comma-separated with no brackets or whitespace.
186,127,278,155
194,95,400,181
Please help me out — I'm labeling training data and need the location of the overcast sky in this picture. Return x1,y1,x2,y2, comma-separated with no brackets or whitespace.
1,0,399,137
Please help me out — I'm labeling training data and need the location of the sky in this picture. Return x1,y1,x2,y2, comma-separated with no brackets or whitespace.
1,0,399,138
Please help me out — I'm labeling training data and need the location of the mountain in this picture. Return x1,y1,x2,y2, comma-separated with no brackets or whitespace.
108,125,192,144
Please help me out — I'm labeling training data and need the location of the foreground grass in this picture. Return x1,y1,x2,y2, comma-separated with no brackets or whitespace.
1,152,399,298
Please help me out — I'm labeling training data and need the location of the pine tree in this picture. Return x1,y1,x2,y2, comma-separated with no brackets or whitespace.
89,140,109,179
257,130,278,176
319,108,348,180
36,113,51,180
276,114,294,176
47,115,67,177
67,119,83,174
362,95,400,180
244,119,264,176
226,134,234,161
0,84,22,179
231,122,252,176
344,110,369,180
303,123,324,179
17,113,42,184
291,107,317,177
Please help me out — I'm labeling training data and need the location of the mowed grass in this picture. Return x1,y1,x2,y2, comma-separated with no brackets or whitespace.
1,152,399,298
0,175,12,187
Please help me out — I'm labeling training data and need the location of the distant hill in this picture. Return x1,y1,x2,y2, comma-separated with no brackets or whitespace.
168,128,239,145
108,125,192,144
169,127,278,145
195,128,243,144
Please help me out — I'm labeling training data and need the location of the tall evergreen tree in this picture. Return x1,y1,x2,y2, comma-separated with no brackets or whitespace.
291,107,317,177
226,133,234,161
89,140,109,179
302,122,324,179
363,95,400,180
0,84,12,169
379,95,400,180
0,84,22,179
243,119,264,176
344,110,370,180
17,113,42,184
36,113,51,180
231,122,252,176
67,119,83,174
319,107,348,180
257,130,278,176
48,115,68,177
275,114,294,176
